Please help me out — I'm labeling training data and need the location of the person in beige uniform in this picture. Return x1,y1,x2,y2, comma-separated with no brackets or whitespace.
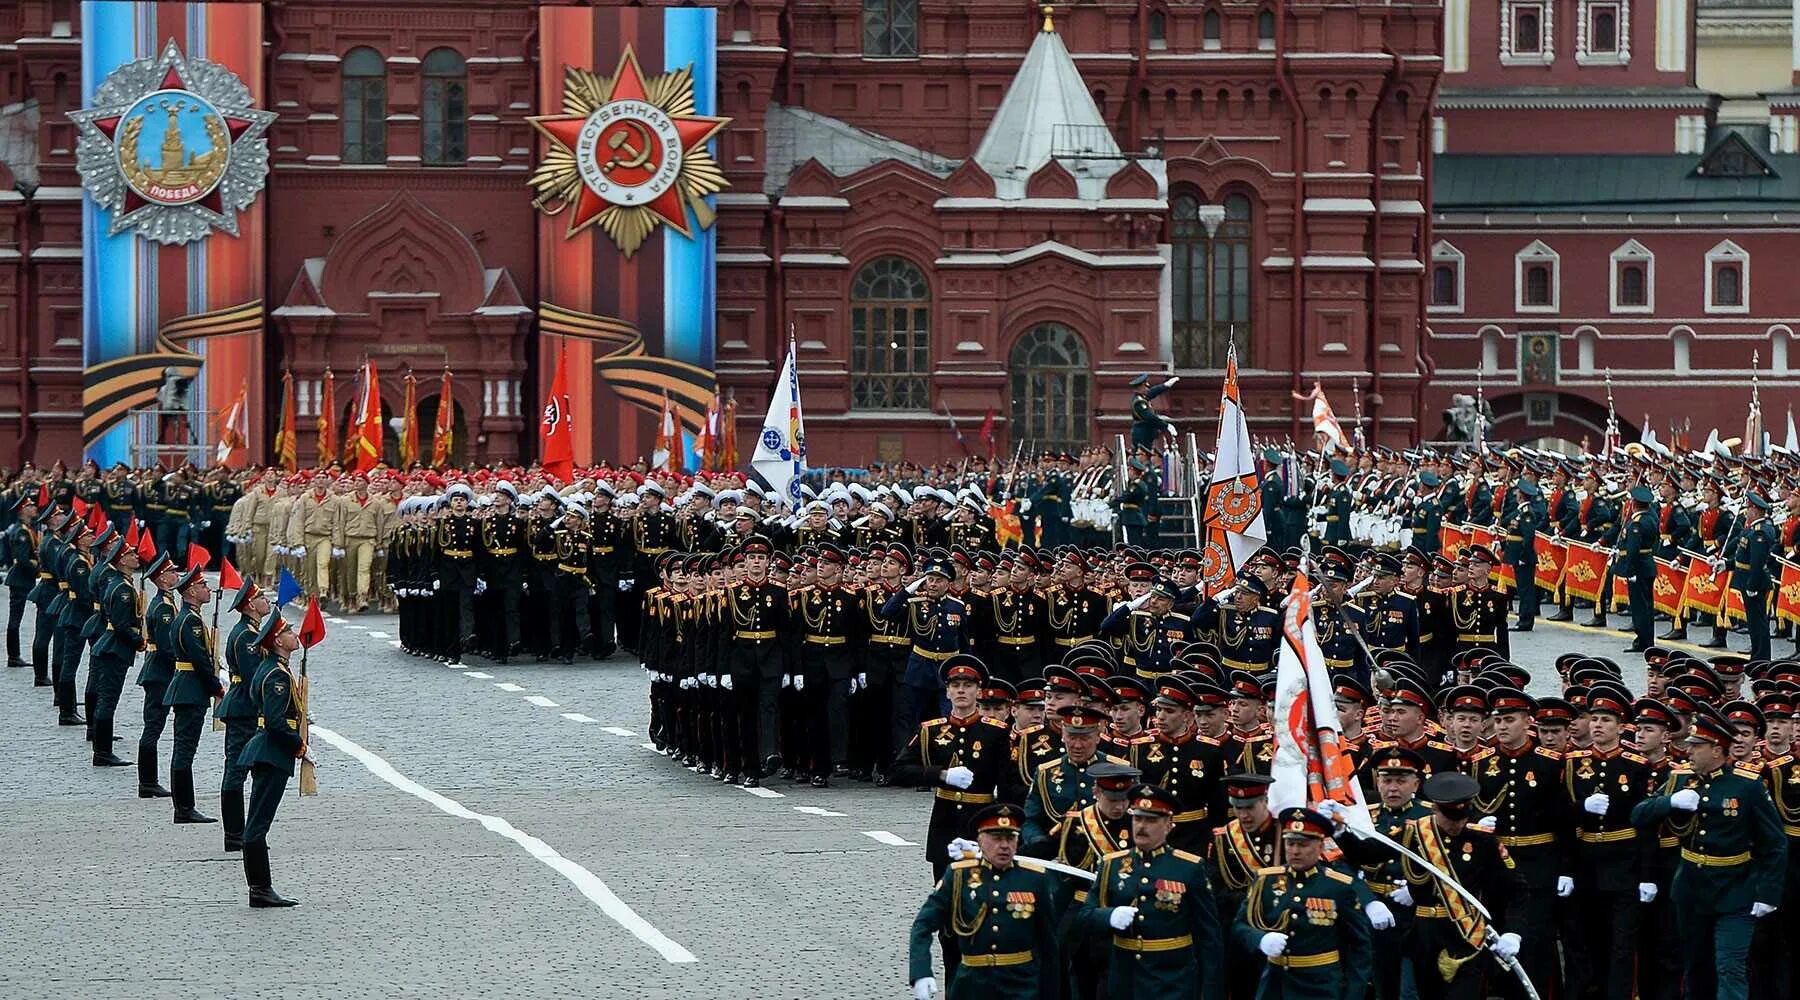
342,475,387,613
224,472,266,581
288,474,346,603
263,478,298,587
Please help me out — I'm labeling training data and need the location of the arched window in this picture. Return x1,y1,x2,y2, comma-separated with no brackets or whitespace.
1149,10,1168,49
1257,8,1276,48
1009,324,1092,452
850,257,930,409
1715,265,1742,307
1203,10,1222,49
421,48,467,166
341,47,387,164
863,0,919,57
1171,191,1254,368
1432,265,1459,307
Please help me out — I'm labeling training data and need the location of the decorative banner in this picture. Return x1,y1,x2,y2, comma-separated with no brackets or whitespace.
1777,557,1800,628
1439,524,1469,563
1559,539,1611,604
78,4,268,467
1533,535,1566,593
1653,557,1687,618
538,302,714,436
535,6,721,467
70,39,273,245
1677,550,1728,618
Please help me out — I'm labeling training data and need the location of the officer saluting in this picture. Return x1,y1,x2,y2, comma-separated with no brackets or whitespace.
1632,702,1786,1000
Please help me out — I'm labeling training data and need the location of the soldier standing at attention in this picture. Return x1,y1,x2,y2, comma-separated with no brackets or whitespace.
435,483,482,664
134,553,179,799
907,803,1061,1000
26,503,66,690
480,481,528,663
87,536,142,769
215,581,269,852
1079,783,1225,1000
239,613,304,908
1233,808,1373,1000
4,492,38,670
727,534,789,785
1632,702,1786,1000
587,483,633,659
162,566,219,825
1727,492,1778,663
796,542,862,787
1614,485,1659,654
547,504,594,663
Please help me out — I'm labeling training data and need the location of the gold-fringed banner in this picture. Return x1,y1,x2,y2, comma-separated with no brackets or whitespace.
82,299,264,446
538,302,716,434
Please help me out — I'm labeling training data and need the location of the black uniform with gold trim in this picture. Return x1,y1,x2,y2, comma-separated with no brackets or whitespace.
891,710,1016,880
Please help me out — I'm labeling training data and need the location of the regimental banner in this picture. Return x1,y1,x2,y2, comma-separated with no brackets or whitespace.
1778,558,1800,628
1677,550,1728,618
1439,524,1469,563
1652,557,1687,618
1533,535,1566,593
76,4,268,467
1560,540,1611,604
533,7,725,467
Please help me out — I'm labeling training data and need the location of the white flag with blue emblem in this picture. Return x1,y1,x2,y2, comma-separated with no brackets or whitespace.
752,335,807,512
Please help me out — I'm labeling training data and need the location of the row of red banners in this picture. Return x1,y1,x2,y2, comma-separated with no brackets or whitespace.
1438,525,1800,628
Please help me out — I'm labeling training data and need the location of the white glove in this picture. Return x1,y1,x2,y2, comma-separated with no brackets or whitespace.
1390,885,1413,907
521,582,529,595
1128,593,1150,610
375,548,385,558
474,579,487,595
432,579,441,592
848,676,861,694
793,675,805,692
1315,799,1347,826
274,545,288,555
1493,932,1521,960
781,674,792,689
331,547,345,558
857,672,868,689
1108,906,1138,931
1364,900,1395,931
912,978,936,1000
294,546,307,558
1163,376,1180,388
1556,876,1574,898
1638,882,1658,903
1753,902,1778,919
1258,931,1289,957
906,577,924,593
943,766,974,790
1584,792,1611,816
721,675,733,691
945,837,978,861
1670,789,1701,811
619,578,634,591
1473,815,1498,834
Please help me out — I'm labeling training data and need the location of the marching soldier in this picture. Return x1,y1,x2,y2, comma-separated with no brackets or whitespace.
587,484,633,659
1339,747,1434,1000
795,542,862,786
1020,704,1123,855
1209,772,1282,1000
1563,679,1656,1000
1232,808,1374,1000
1053,761,1140,1000
881,555,969,736
1136,676,1230,852
1448,545,1509,662
435,483,482,663
161,565,219,825
238,613,304,908
26,503,67,691
726,535,789,785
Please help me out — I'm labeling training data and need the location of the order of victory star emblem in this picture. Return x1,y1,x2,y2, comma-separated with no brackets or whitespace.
527,48,732,257
69,41,275,245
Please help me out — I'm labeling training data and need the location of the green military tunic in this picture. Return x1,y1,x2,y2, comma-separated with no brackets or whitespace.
1080,845,1226,1000
1232,863,1374,1000
907,857,1061,1000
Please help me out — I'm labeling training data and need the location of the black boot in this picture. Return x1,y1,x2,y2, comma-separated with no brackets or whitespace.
221,789,245,852
1700,629,1729,649
57,684,84,726
171,769,216,824
92,718,131,767
84,692,96,742
1583,615,1609,628
246,844,297,908
1546,606,1573,622
1659,627,1688,641
137,753,171,798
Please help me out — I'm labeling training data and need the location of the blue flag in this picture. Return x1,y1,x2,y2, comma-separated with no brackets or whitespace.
275,567,304,608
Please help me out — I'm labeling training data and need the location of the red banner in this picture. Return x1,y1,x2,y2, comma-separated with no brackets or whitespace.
1653,558,1687,618
1678,552,1728,618
1440,524,1469,563
1534,536,1566,592
1470,526,1502,588
1611,570,1630,612
1560,540,1610,603
1778,558,1800,628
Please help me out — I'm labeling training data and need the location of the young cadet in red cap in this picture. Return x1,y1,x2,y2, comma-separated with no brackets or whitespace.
1079,783,1226,1000
1632,696,1686,1000
1013,663,1086,791
857,543,916,786
1232,807,1373,1000
1562,680,1657,1000
1448,544,1510,662
1102,675,1156,760
891,654,1014,883
908,802,1061,1000
1046,550,1110,652
1367,676,1463,778
1633,703,1787,1000
1138,676,1230,854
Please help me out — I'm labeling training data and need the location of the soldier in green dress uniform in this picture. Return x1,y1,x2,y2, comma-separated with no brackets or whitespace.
1233,807,1374,1000
1021,704,1128,855
908,802,1061,1000
1631,702,1786,1000
238,612,305,908
1079,783,1226,1000
87,537,142,768
216,581,270,852
161,566,220,825
134,553,180,798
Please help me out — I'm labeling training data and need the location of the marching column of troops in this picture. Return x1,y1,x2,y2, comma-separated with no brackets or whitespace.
0,485,309,908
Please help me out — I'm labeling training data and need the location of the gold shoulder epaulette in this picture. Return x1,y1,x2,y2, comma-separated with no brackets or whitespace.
1623,751,1648,765
1427,739,1457,753
920,717,947,729
1173,849,1205,864
1016,860,1046,873
1734,763,1765,779
1100,848,1132,864
1102,753,1132,765
981,717,1010,730
1254,865,1284,876
1563,748,1591,759
950,858,980,870
1323,867,1355,884
1015,723,1045,740
1166,612,1191,622
1036,757,1062,775
1469,747,1495,762
1536,746,1566,762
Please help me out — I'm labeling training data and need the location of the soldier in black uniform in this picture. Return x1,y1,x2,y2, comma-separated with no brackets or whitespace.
481,482,528,663
435,484,482,663
1137,676,1230,852
795,542,863,786
1449,545,1509,661
727,534,789,785
3,492,39,670
204,467,241,564
546,504,594,663
587,484,633,659
238,612,304,908
134,553,179,799
625,482,677,653
972,552,1049,682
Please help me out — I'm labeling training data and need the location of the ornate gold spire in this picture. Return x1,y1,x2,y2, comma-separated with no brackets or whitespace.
1042,4,1055,33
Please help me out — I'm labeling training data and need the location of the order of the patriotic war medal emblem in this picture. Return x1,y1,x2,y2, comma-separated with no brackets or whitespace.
69,40,275,245
528,47,732,257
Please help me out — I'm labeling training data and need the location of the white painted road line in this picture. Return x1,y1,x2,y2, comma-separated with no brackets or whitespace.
599,726,636,737
525,695,559,708
739,785,785,799
326,616,348,624
345,624,367,630
793,806,847,817
561,713,596,723
368,631,390,638
465,671,493,679
861,830,916,847
639,742,658,751
495,682,525,692
388,640,402,648
312,725,697,964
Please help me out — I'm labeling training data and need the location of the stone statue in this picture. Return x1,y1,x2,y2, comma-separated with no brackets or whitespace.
1441,393,1493,443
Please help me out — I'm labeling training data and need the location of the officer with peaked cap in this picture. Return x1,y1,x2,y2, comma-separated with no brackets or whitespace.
134,552,181,799
162,565,219,824
1728,491,1779,662
1233,807,1373,1000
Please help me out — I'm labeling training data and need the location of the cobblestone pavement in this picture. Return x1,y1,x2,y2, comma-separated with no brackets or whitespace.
0,605,1756,998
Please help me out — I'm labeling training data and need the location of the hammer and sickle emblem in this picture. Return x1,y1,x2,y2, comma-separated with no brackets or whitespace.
603,120,653,173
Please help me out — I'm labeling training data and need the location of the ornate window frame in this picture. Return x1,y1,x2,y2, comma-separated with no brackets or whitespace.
1500,0,1555,66
1609,239,1653,314
1429,240,1465,314
1515,240,1560,313
1576,0,1629,66
1705,240,1750,315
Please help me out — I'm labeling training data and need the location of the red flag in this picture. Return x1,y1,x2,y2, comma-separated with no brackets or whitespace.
316,367,337,468
35,484,47,509
979,409,997,461
187,542,211,571
349,359,383,474
219,557,243,592
431,367,455,468
72,497,87,518
399,369,420,468
720,394,739,471
124,518,139,548
87,505,108,535
540,351,575,484
299,596,327,648
135,528,156,565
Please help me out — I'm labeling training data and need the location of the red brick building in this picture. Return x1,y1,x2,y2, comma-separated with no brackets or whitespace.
2,0,1443,468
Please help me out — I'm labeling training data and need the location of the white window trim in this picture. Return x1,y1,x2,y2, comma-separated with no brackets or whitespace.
1429,240,1465,314
1575,0,1629,66
1608,239,1654,314
1515,240,1560,313
1500,0,1555,66
1705,239,1750,315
